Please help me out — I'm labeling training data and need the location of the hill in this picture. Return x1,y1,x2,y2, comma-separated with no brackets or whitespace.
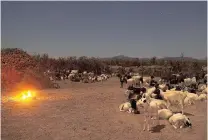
103,55,203,61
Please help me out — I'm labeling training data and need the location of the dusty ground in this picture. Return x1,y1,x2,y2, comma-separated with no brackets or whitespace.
2,77,207,140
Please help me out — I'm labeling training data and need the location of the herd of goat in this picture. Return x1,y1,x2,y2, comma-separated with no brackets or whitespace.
44,69,112,84
44,69,207,131
119,73,207,132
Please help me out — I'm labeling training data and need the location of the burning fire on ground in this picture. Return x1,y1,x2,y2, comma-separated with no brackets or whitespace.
7,90,37,103
2,90,71,103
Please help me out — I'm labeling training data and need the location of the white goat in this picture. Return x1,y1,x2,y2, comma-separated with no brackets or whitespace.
168,113,192,129
119,101,140,114
198,94,207,101
184,77,197,87
202,87,208,94
158,109,173,120
198,84,207,92
163,91,187,115
119,102,131,113
183,92,199,106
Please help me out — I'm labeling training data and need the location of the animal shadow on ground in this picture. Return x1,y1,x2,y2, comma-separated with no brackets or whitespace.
150,125,165,133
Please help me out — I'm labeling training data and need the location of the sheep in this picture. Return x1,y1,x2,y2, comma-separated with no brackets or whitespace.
125,86,146,99
129,75,142,86
83,71,87,75
158,109,173,120
71,70,78,74
170,88,176,91
138,95,167,110
89,76,96,83
157,110,192,129
100,74,108,81
144,86,164,100
119,102,131,112
184,77,197,87
119,100,140,114
198,84,207,92
97,76,103,82
127,78,136,87
163,91,187,115
184,96,196,106
61,76,64,80
68,73,75,80
202,87,208,94
144,87,156,97
159,84,169,92
49,76,54,81
143,77,151,84
158,79,164,85
198,94,207,101
183,91,199,106
142,81,150,88
168,113,192,129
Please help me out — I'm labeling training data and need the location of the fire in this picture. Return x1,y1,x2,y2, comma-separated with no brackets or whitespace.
20,90,35,101
8,90,37,102
22,90,32,100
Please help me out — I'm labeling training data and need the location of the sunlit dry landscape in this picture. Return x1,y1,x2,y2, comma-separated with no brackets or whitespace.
1,1,207,140
1,77,207,140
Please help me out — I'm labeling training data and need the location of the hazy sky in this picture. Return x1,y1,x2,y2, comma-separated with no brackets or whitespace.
1,1,207,58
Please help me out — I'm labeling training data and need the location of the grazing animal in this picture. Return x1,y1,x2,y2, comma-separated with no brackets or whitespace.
152,85,163,100
119,102,131,112
184,77,197,87
158,109,173,120
126,86,146,101
145,84,164,100
127,75,143,87
127,78,135,87
159,84,169,92
138,95,168,110
184,92,199,106
163,91,187,115
168,113,192,129
127,85,146,94
202,87,208,94
119,100,140,114
198,94,207,101
198,84,207,92
145,87,156,97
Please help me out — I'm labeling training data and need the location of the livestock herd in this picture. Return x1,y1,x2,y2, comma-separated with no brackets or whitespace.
43,69,113,86
119,73,207,132
43,69,207,132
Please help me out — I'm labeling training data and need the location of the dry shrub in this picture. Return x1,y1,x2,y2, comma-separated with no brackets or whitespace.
1,48,53,93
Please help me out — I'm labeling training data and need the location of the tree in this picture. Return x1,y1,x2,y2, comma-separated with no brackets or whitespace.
150,56,157,65
192,61,200,72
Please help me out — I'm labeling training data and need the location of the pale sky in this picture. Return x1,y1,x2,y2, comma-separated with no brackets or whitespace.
1,1,207,58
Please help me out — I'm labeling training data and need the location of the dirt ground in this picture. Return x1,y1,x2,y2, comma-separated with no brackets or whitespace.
2,77,207,140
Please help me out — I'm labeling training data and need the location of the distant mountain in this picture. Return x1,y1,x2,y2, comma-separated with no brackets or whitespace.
110,55,150,60
111,55,132,60
160,57,198,61
102,55,205,61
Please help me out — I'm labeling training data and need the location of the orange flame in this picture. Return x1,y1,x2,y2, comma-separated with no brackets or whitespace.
21,90,32,100
9,90,36,102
